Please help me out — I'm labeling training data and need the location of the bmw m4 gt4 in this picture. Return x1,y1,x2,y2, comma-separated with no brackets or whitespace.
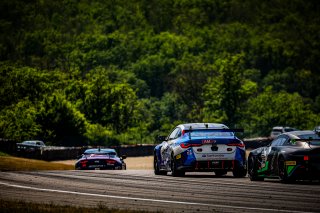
75,148,126,170
154,123,247,177
248,130,320,183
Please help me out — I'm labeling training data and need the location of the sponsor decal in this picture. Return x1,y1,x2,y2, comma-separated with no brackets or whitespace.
200,154,226,159
202,139,216,144
176,154,181,159
207,154,224,158
285,161,296,166
89,165,104,168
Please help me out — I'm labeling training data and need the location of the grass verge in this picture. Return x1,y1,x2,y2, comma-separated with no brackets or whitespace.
0,199,149,213
0,153,73,171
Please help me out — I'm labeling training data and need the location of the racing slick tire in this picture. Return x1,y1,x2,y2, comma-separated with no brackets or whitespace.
214,170,227,177
248,155,264,181
232,160,247,178
154,154,167,175
278,156,295,183
171,154,185,177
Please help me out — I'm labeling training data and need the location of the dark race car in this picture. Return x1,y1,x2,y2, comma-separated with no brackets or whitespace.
248,130,320,183
154,123,246,177
75,148,126,170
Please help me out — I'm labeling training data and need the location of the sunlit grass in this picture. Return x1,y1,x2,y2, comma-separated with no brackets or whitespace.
0,151,10,157
0,154,73,171
0,199,150,213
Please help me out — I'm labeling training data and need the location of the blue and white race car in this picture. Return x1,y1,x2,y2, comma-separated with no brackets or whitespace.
154,123,247,177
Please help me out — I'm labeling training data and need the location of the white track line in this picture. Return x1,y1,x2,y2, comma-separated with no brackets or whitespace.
0,181,313,213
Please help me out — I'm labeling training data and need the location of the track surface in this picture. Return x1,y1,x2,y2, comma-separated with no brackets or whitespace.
0,170,320,212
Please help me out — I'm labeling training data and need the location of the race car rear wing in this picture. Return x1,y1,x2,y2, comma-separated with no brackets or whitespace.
156,128,244,142
185,127,244,140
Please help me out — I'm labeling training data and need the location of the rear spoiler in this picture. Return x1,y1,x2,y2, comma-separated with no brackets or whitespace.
156,128,244,142
186,127,244,140
184,128,244,133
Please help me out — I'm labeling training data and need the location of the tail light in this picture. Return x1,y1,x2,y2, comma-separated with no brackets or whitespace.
106,159,115,164
304,156,309,161
180,143,202,148
227,143,245,148
80,160,88,167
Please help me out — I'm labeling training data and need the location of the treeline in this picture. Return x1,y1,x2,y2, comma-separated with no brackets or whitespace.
0,0,319,146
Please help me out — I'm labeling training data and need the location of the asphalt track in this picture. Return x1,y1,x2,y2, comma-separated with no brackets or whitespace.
0,170,320,213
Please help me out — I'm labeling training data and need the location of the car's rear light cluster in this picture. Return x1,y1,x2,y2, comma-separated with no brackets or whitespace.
304,155,309,161
227,143,245,148
106,159,115,164
180,143,202,148
80,160,88,167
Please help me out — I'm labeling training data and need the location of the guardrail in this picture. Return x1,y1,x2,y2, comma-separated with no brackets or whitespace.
0,137,272,161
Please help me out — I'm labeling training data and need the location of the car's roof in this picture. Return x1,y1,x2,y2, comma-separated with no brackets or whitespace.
284,130,316,138
84,148,116,154
178,123,229,130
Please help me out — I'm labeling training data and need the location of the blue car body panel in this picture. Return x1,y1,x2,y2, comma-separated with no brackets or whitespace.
154,123,246,176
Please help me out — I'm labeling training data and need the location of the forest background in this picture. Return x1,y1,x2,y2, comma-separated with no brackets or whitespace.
0,0,319,147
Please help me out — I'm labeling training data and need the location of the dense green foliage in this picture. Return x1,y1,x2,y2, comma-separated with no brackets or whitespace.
0,0,319,146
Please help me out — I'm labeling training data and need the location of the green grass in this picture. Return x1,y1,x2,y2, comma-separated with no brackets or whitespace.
0,199,149,213
0,151,10,157
0,154,74,171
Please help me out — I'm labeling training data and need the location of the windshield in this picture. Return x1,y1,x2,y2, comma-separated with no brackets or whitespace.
189,130,233,137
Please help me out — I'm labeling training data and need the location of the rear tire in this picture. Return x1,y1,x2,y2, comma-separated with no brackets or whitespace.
248,156,264,181
154,154,167,175
233,160,247,178
171,154,185,177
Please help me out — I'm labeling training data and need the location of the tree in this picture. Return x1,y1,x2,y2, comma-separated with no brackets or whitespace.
83,67,138,133
202,53,258,127
37,92,88,146
241,87,320,136
0,99,41,141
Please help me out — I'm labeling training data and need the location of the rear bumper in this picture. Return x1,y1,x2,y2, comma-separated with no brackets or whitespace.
177,160,243,172
175,147,246,172
75,164,124,170
288,162,320,180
